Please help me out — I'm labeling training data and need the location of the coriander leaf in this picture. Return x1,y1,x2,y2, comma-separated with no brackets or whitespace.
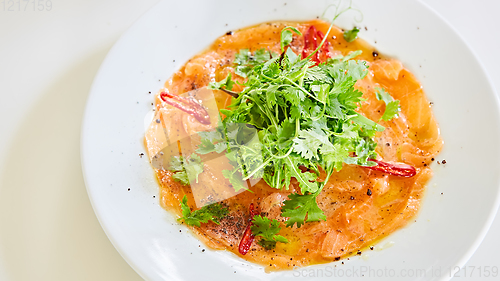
350,114,385,134
169,154,185,171
169,154,204,185
375,87,401,121
233,49,274,78
281,193,326,228
320,142,350,172
222,169,248,192
284,155,319,194
180,194,192,218
292,129,330,160
343,27,360,42
346,60,369,80
196,129,226,154
208,73,234,91
382,100,400,121
261,57,281,79
304,66,330,82
172,172,189,186
276,118,296,144
326,95,345,119
283,87,305,106
178,195,229,227
251,215,289,250
375,87,393,104
280,26,302,52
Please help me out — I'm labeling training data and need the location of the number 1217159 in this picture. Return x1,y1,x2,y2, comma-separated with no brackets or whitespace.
2,0,52,12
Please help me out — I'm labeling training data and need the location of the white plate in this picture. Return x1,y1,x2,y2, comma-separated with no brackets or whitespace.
81,0,500,280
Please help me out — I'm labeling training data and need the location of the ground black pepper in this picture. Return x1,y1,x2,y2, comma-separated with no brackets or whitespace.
367,189,372,196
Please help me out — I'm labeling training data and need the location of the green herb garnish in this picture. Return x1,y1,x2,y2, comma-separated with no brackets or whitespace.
208,73,235,91
169,154,204,185
233,48,277,78
195,4,396,228
375,87,401,121
343,26,360,42
178,195,229,227
206,30,388,226
281,192,327,228
280,26,302,52
251,215,289,249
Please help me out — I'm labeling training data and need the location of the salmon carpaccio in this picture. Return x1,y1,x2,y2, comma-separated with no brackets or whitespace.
144,20,442,271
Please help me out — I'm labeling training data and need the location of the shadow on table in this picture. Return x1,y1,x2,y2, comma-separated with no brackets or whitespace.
0,48,143,281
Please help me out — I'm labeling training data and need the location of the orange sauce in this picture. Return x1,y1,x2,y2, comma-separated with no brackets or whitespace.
145,20,442,271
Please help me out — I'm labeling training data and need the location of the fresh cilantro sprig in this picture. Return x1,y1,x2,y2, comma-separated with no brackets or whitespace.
251,215,289,250
281,192,327,228
375,87,401,121
178,195,229,227
169,154,204,185
205,21,396,227
280,27,302,52
210,48,380,189
343,27,360,42
233,49,277,78
208,73,235,91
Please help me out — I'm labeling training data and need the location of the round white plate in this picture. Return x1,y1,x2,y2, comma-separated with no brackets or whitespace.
81,0,500,280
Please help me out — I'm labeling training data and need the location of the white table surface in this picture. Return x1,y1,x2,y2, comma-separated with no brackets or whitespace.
0,0,498,280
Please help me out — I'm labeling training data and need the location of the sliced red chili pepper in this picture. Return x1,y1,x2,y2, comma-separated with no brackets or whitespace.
302,25,320,64
302,25,335,65
238,203,259,255
159,91,211,125
366,158,417,178
316,31,335,63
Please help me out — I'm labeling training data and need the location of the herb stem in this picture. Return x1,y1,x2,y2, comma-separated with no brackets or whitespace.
241,157,273,181
284,77,324,104
220,88,239,98
268,145,294,159
311,102,327,121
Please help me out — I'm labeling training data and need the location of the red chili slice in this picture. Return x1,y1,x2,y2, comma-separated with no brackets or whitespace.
366,159,417,178
302,25,335,65
159,91,211,125
302,26,320,64
238,203,259,255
